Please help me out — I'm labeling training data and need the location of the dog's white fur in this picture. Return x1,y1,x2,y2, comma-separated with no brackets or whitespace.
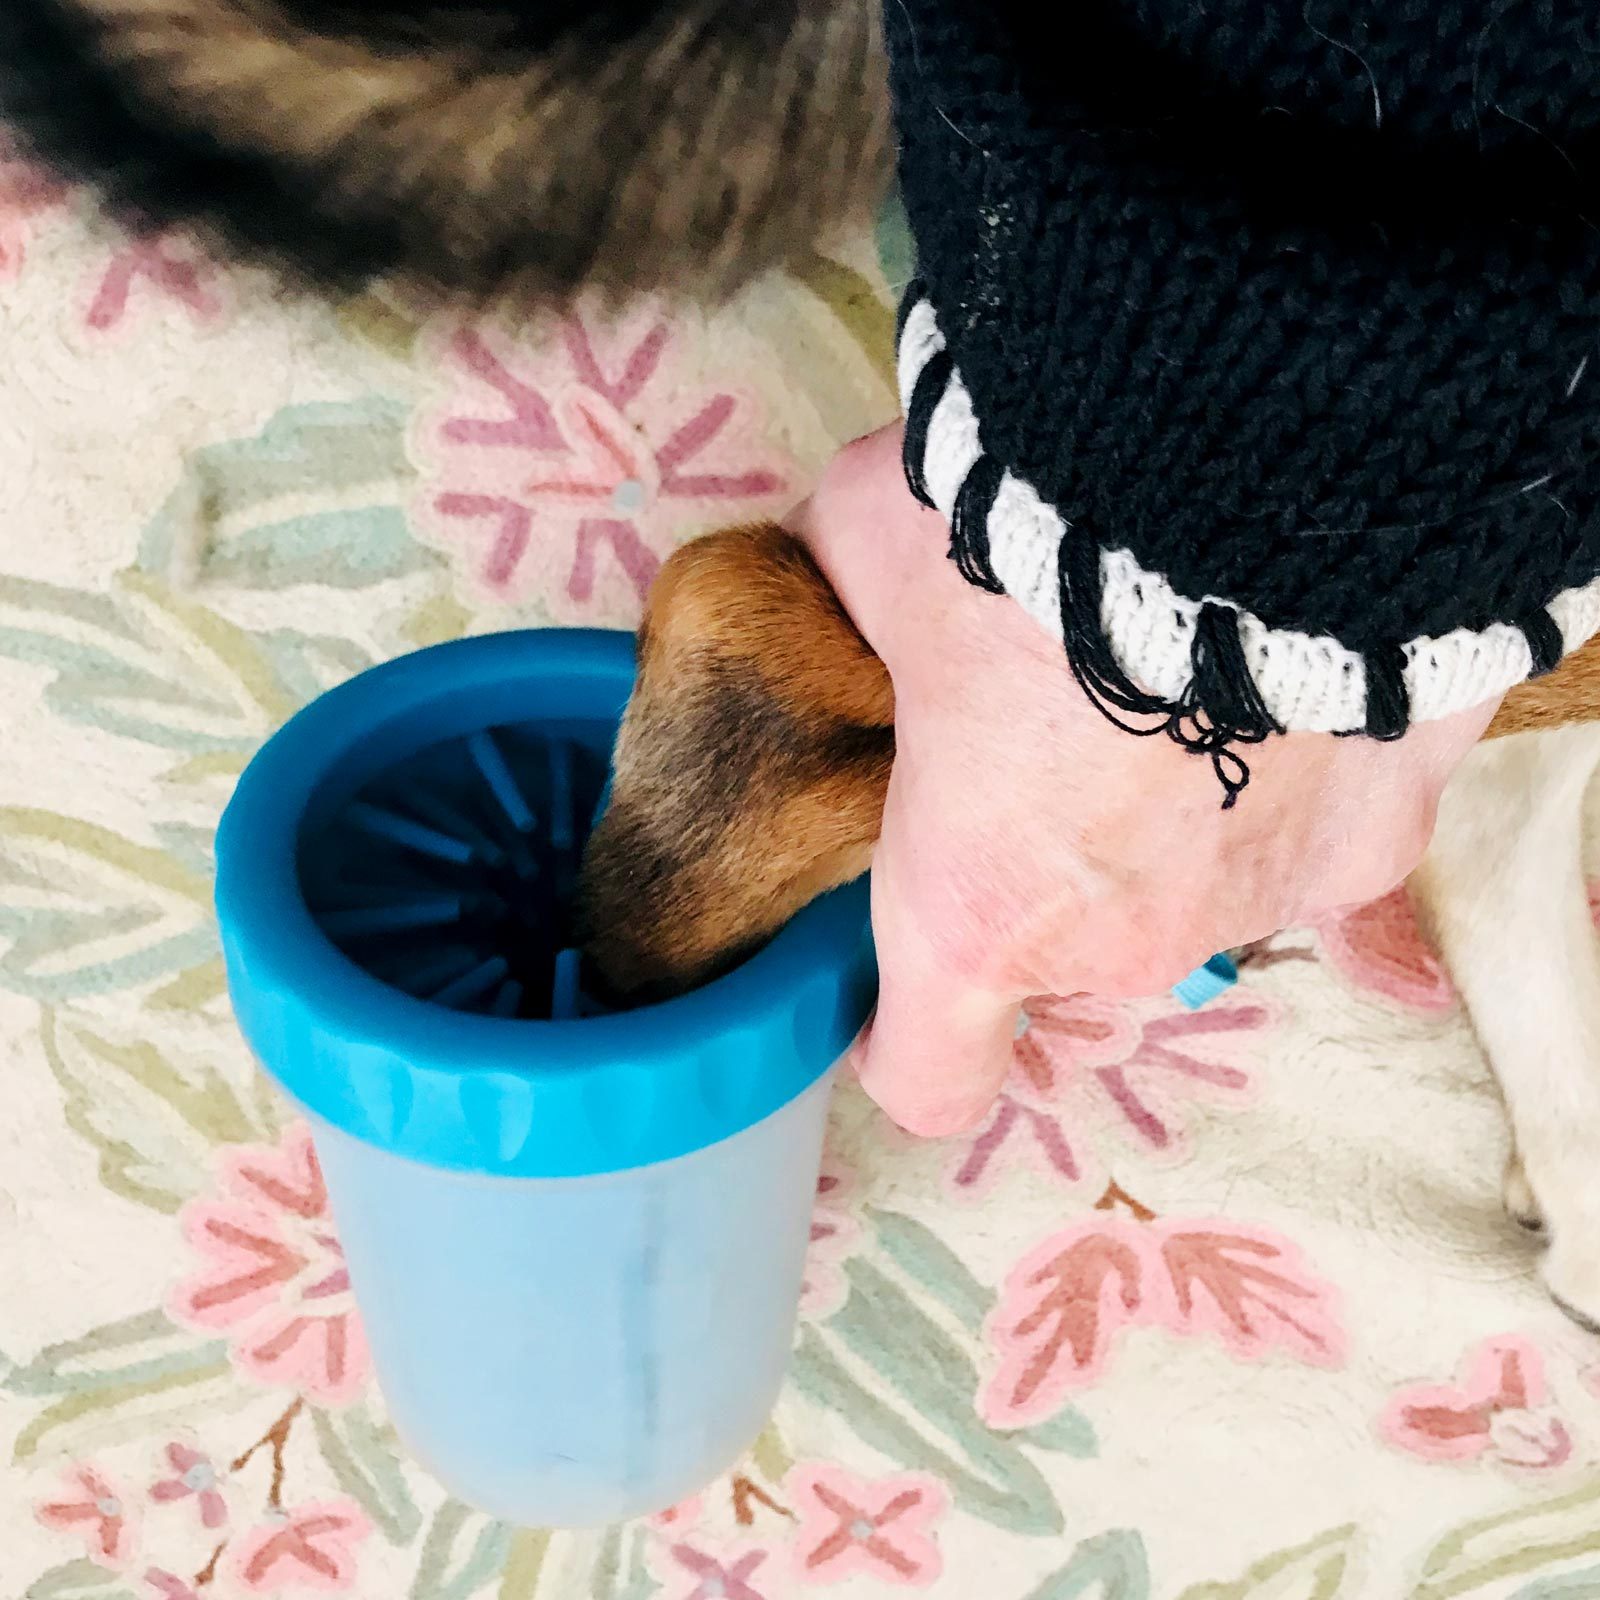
1412,723,1600,1327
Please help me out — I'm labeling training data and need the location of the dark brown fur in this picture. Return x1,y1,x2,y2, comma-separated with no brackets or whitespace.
580,523,1600,1001
0,0,892,303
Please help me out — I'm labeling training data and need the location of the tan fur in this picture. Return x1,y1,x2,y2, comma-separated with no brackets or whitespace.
1487,630,1600,739
57,0,890,300
581,523,1600,999
578,524,892,1002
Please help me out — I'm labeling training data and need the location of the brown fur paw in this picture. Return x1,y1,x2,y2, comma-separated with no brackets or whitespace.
578,523,893,1003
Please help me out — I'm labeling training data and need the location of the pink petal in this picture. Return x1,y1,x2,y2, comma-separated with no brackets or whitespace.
1317,888,1456,1013
442,329,562,450
567,516,660,605
434,493,533,589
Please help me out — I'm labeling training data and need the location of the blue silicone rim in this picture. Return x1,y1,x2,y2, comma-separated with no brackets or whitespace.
215,629,878,1179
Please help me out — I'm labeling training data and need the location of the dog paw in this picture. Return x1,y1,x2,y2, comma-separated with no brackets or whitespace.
1504,1157,1545,1233
1543,1235,1600,1334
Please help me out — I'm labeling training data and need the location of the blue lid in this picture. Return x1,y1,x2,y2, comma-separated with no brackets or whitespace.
215,629,878,1179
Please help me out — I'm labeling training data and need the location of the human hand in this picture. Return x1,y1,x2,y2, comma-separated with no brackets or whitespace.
791,424,1499,1136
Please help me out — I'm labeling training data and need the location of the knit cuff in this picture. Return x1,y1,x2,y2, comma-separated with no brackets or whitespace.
899,289,1600,753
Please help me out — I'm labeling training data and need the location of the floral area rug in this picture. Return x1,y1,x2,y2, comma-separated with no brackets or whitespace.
4,150,1600,1600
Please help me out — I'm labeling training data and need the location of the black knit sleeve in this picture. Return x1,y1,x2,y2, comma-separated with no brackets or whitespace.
888,0,1600,791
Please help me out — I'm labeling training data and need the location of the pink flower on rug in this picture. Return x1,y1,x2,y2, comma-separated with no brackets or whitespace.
983,1216,1152,1423
982,1215,1344,1427
788,1465,947,1587
82,235,224,333
35,1464,137,1569
149,1442,227,1529
1315,887,1456,1013
230,1501,371,1593
650,1494,705,1530
0,146,68,281
1381,1335,1573,1471
656,1544,772,1600
170,1122,369,1406
952,995,1269,1194
415,312,789,619
801,1160,860,1318
145,1570,203,1600
1156,1223,1345,1367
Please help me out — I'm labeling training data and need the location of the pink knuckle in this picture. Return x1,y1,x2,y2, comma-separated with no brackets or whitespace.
889,1097,993,1139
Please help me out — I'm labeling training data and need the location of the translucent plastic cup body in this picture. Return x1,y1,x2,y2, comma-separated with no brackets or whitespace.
312,1075,832,1526
214,630,877,1528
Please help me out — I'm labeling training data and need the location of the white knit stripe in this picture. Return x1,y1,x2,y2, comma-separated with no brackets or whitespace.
1401,624,1534,723
897,297,944,413
1552,576,1600,654
898,298,1600,734
922,377,972,513
988,474,1064,633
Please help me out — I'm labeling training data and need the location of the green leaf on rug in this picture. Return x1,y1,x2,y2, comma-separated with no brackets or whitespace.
138,398,434,591
1178,1523,1360,1600
792,1256,1063,1535
410,1500,514,1600
334,287,427,360
0,570,369,781
6,1307,224,1398
1511,1565,1600,1597
876,188,916,300
0,808,216,1003
40,1008,253,1213
25,1560,137,1600
866,1206,995,1335
312,1401,423,1545
749,1421,795,1485
403,588,474,650
591,1526,658,1600
13,1353,235,1464
1015,1406,1099,1459
494,1531,551,1600
1021,1530,1151,1600
793,251,897,394
1414,1477,1600,1600
250,1070,292,1139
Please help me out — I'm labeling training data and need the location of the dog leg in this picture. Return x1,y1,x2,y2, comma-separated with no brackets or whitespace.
1411,723,1600,1326
579,522,893,1002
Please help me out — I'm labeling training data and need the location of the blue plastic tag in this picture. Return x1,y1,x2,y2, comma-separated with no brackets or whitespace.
1170,952,1238,1010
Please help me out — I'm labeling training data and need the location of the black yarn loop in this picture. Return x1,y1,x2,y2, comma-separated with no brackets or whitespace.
1522,608,1565,678
1362,644,1412,740
1055,529,1171,723
902,349,954,509
1211,748,1252,810
895,276,927,346
1054,537,1288,805
1161,606,1284,806
948,455,1007,593
1193,604,1281,739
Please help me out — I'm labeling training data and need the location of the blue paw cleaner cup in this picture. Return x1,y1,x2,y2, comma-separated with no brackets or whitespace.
214,629,877,1526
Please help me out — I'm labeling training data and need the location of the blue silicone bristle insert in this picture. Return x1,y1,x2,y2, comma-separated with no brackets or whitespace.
298,720,612,1020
